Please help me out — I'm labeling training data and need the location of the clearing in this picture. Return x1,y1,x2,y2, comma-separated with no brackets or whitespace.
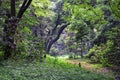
0,56,114,80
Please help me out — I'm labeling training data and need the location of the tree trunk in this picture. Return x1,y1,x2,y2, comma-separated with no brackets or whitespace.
3,0,17,59
3,17,18,59
80,38,83,58
46,40,52,54
3,0,32,59
45,23,70,54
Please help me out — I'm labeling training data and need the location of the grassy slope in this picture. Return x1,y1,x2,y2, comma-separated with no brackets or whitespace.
0,55,114,80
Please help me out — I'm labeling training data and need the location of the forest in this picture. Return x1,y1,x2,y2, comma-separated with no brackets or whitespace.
0,0,120,80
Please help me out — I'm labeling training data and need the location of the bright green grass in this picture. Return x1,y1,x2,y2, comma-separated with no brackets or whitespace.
0,55,114,80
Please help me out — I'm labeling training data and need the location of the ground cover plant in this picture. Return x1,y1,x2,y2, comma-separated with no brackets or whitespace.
0,55,114,80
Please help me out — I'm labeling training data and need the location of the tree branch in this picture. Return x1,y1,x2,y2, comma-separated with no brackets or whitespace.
17,0,32,18
52,23,70,43
51,14,60,35
46,23,70,53
11,0,16,17
0,0,2,6
20,0,28,10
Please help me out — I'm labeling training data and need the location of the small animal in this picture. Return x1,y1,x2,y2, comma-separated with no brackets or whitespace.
78,62,81,67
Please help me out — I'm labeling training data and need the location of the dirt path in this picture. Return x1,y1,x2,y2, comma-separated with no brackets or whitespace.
65,59,114,78
65,59,120,80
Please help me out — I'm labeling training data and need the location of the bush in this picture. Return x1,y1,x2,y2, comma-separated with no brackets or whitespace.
86,40,120,66
69,53,75,59
85,45,97,59
69,52,79,59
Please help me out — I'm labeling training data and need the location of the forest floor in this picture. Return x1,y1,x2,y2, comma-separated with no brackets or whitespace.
65,58,120,80
0,55,114,80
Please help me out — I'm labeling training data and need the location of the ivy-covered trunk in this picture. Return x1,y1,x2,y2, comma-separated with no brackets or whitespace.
3,17,18,59
3,0,32,59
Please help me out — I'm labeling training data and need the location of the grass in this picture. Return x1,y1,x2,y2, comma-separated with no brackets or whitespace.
0,55,114,80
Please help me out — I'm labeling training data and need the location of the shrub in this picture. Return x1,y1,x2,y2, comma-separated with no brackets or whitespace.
85,45,97,59
86,40,120,66
69,52,75,59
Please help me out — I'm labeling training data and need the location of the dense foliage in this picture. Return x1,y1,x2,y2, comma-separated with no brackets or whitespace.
0,0,120,79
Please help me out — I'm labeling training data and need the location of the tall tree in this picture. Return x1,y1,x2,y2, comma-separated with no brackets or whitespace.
32,1,70,54
3,0,32,59
45,1,70,54
63,0,107,56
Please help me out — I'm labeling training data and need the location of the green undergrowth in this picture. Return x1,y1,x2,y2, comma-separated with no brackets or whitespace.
0,55,114,80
